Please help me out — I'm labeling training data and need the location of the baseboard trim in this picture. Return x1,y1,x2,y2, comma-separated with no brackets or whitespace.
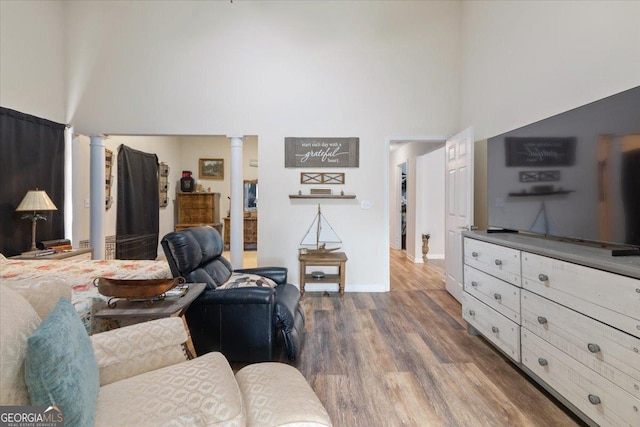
413,253,445,263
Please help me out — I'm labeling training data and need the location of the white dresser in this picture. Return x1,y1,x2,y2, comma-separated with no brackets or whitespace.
462,232,640,427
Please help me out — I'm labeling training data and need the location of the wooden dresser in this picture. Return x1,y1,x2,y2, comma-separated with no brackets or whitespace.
462,232,640,427
223,214,257,249
175,192,221,233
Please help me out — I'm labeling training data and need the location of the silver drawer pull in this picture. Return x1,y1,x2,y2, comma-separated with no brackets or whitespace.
587,343,601,353
537,358,548,366
588,394,601,405
493,293,502,300
537,316,548,324
471,251,479,258
494,259,502,266
468,310,475,316
491,326,499,333
471,281,478,287
538,274,549,282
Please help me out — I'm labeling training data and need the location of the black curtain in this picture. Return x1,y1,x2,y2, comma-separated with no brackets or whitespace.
116,145,159,250
0,108,65,256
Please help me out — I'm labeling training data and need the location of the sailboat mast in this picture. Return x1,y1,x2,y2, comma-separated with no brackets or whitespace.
315,204,321,249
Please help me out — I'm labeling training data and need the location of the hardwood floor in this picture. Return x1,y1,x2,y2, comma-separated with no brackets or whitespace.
280,249,585,427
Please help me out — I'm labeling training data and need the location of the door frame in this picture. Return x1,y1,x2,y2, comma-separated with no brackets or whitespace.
386,135,449,288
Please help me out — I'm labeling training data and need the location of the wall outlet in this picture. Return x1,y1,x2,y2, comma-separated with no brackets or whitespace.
84,199,90,208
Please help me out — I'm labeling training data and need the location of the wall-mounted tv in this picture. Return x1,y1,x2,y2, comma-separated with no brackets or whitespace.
487,86,640,248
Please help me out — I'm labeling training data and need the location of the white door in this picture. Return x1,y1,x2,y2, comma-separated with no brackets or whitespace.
445,128,474,302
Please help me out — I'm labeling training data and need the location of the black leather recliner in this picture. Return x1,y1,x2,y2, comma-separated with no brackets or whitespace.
161,226,304,362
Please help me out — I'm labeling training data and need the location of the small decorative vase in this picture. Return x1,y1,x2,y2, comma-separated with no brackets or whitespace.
421,234,430,259
180,171,195,192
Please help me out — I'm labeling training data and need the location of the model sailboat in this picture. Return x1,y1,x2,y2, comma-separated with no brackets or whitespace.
300,204,341,254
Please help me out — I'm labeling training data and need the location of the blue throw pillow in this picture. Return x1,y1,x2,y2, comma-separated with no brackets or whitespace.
24,297,99,427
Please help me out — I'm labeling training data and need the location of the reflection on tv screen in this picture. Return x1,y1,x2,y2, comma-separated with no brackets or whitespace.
487,86,640,247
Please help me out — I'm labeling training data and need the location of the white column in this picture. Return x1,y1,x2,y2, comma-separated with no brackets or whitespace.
89,135,106,260
64,126,73,243
229,136,244,269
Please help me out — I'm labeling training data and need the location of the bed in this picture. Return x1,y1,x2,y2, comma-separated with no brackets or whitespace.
0,258,172,334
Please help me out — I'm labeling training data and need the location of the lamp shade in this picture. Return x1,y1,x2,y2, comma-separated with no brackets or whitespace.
16,189,58,212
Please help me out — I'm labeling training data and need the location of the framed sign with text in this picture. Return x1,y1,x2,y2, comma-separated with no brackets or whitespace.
285,137,359,168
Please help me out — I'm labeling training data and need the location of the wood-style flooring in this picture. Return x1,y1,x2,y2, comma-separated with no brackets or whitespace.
279,249,585,427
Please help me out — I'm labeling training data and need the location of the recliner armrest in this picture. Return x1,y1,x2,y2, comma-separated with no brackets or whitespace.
235,266,288,285
194,286,275,305
90,317,188,386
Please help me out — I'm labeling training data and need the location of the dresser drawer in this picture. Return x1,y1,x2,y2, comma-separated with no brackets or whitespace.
522,290,640,399
464,238,521,286
464,265,520,324
462,293,520,362
522,330,640,427
522,252,640,338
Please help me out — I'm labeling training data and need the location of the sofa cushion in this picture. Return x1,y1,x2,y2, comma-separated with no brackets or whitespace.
96,351,245,427
0,286,41,406
24,297,99,426
6,277,71,320
217,272,277,290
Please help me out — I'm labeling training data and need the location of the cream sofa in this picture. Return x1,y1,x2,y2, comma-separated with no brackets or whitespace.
0,280,332,427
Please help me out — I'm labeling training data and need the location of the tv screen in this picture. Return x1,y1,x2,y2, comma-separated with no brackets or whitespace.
487,86,640,248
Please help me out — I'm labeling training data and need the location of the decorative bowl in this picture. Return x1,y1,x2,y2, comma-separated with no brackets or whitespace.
93,277,185,299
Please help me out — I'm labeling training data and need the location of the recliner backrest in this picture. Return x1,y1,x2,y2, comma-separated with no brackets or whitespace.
161,226,233,289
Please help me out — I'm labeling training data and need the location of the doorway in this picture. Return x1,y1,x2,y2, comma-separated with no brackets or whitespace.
389,138,446,262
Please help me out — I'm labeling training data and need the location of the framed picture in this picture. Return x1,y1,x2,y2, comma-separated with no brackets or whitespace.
199,158,224,180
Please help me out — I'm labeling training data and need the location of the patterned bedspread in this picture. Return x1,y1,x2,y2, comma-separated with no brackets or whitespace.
0,259,172,333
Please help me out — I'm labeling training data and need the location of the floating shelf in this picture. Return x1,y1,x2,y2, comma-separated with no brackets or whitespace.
289,194,356,199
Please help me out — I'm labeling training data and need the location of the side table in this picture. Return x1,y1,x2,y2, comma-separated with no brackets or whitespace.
298,251,347,298
94,282,206,358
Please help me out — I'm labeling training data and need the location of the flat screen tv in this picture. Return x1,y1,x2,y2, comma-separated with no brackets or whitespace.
487,86,640,249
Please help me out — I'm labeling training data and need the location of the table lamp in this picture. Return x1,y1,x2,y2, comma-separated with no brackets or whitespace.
15,188,58,251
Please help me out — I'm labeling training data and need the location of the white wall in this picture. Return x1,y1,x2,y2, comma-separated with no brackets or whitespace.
0,0,65,123
61,1,462,290
460,0,640,141
417,147,445,260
